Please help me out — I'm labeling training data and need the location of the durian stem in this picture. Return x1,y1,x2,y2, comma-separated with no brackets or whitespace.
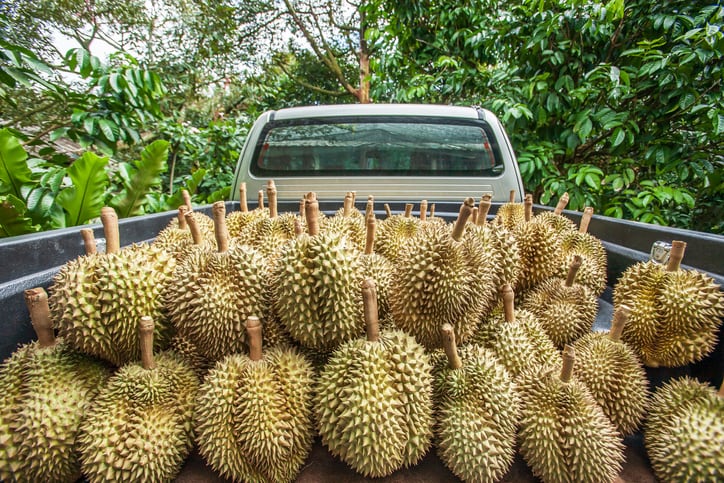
24,288,55,348
294,218,303,237
80,228,97,255
579,207,594,233
420,199,428,221
212,201,229,253
471,207,479,225
343,192,353,217
565,255,583,287
305,192,320,236
441,324,462,370
560,345,575,382
361,279,380,342
100,207,120,254
718,380,724,398
451,197,475,241
524,194,533,222
554,192,570,215
299,198,306,219
384,203,392,218
239,182,248,213
667,241,686,272
509,190,516,203
477,194,492,225
404,203,413,218
257,190,265,210
364,215,376,255
609,306,629,342
182,190,192,211
430,204,436,218
501,284,515,323
177,205,189,229
246,316,263,361
365,195,375,219
139,316,156,370
267,179,277,219
351,191,357,205
185,212,203,245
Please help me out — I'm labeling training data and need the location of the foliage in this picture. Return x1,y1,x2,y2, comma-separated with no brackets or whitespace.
55,151,110,226
109,140,169,217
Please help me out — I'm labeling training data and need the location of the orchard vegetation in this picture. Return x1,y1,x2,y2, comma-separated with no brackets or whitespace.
0,0,722,236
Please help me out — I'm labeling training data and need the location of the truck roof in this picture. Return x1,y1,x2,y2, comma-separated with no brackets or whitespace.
271,103,487,120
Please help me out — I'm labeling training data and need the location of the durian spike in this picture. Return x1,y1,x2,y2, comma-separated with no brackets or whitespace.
509,190,516,202
384,203,392,218
305,192,320,236
267,179,278,219
343,192,354,217
441,323,463,370
212,201,229,253
361,279,380,342
139,316,156,370
24,287,55,348
257,190,264,210
81,228,97,255
666,240,686,272
364,215,376,255
579,207,594,233
565,255,583,287
420,200,428,221
477,194,492,225
100,206,120,254
182,189,192,211
430,204,436,218
294,218,303,237
501,284,515,323
185,212,203,245
365,195,375,219
177,205,189,229
451,197,475,242
609,306,630,342
239,182,248,212
471,207,479,224
524,194,533,222
554,192,570,215
560,344,575,383
404,203,413,218
299,198,306,219
246,316,263,361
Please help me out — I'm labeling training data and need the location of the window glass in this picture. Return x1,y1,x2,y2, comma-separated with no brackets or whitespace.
251,118,503,176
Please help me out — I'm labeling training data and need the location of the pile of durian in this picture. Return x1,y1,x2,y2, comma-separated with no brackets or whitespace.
2,184,722,483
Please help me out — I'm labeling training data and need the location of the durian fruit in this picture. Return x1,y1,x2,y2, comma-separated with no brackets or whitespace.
375,203,422,262
513,197,562,292
272,193,364,351
226,182,269,237
0,288,110,483
78,316,198,483
433,323,520,483
195,316,315,483
614,240,724,367
521,255,597,347
571,306,649,435
322,191,366,250
390,198,491,348
164,201,270,362
518,345,625,483
154,205,213,261
162,190,215,233
50,208,176,366
535,192,577,236
554,207,607,296
645,377,723,482
493,190,526,230
316,280,434,477
472,284,560,378
360,214,394,321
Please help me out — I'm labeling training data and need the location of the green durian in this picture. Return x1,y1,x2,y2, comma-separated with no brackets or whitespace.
375,204,422,262
154,205,213,261
78,317,198,483
517,346,625,483
360,214,394,321
645,377,723,482
571,307,649,435
534,192,577,236
614,240,724,367
493,190,527,230
433,324,520,483
316,280,434,477
513,215,562,293
0,288,110,483
195,317,315,483
226,182,269,237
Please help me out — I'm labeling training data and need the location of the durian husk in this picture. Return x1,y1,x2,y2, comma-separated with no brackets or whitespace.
493,190,526,230
375,212,422,262
513,219,562,293
555,230,607,296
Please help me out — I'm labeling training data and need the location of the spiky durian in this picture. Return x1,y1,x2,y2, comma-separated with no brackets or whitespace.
390,198,491,348
0,288,110,483
433,324,520,483
614,240,724,367
78,317,198,483
50,209,176,366
645,377,723,482
493,190,526,230
195,316,315,483
375,204,422,262
360,214,394,320
154,205,213,260
518,346,625,483
471,284,560,378
571,307,649,435
521,256,597,347
513,208,562,292
226,183,269,237
273,193,363,351
316,280,434,477
534,193,576,235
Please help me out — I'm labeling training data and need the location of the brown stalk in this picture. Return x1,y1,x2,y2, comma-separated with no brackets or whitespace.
185,212,203,245
212,201,229,253
80,228,97,255
471,207,479,225
667,241,686,272
509,190,516,202
182,190,192,211
100,207,120,254
246,316,263,361
294,218,303,237
24,288,55,348
554,192,570,215
177,205,189,229
361,279,380,342
404,203,413,218
441,323,462,370
139,316,156,370
365,195,375,219
305,192,320,236
609,306,629,342
239,182,248,212
299,198,306,219
501,284,515,323
384,203,392,218
477,194,492,225
524,194,533,222
565,255,583,287
430,204,436,218
451,197,475,241
364,215,376,255
579,207,594,233
343,191,353,217
560,345,575,382
267,180,278,218
419,200,428,221
257,190,265,210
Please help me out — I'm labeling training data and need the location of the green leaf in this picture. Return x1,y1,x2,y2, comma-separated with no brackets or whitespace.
109,140,169,218
0,129,31,199
166,169,207,209
0,194,37,237
97,119,118,142
56,151,110,226
611,127,626,147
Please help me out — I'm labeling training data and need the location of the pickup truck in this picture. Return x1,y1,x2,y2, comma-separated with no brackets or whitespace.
0,104,722,482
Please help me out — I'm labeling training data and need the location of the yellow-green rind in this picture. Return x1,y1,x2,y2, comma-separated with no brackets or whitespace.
513,221,561,293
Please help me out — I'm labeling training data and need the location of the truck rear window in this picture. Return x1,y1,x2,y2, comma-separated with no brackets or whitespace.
250,117,503,177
